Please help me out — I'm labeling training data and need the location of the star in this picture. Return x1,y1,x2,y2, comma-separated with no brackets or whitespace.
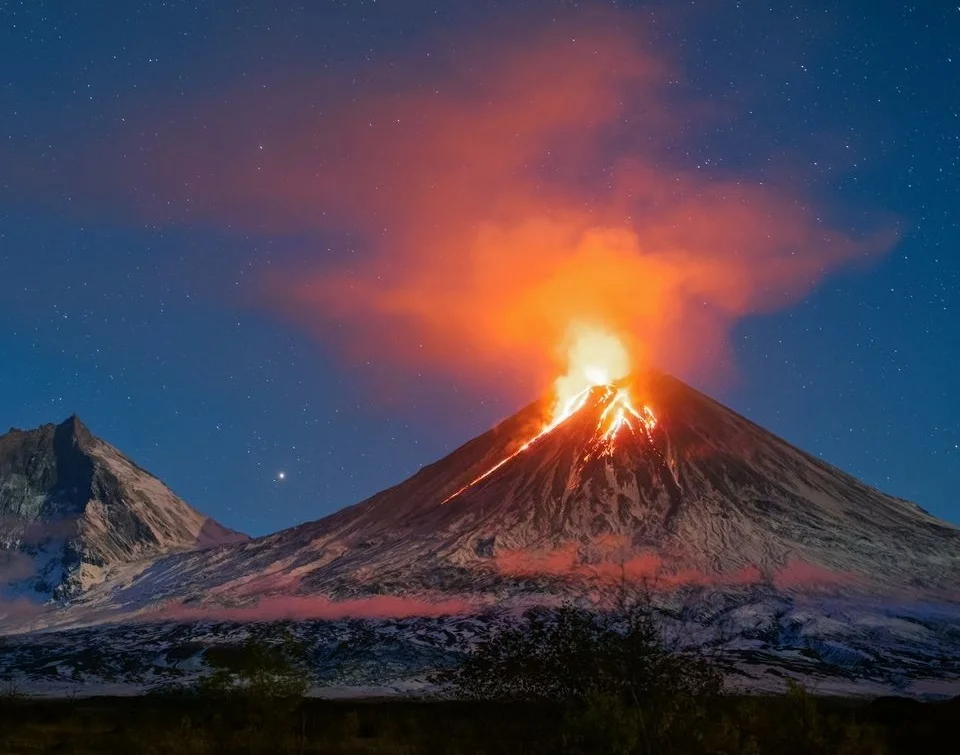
276,471,286,482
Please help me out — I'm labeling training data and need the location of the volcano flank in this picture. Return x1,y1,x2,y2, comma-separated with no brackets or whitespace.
34,369,957,617
278,369,959,595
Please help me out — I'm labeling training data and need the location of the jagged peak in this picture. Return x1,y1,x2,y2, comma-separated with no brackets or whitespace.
1,413,249,601
2,415,93,442
58,413,84,429
53,413,95,451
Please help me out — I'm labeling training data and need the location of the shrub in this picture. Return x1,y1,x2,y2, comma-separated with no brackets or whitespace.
197,629,310,700
435,602,723,754
436,603,720,707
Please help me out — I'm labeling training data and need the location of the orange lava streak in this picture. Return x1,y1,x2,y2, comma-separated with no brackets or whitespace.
595,388,657,457
441,385,657,504
440,385,595,504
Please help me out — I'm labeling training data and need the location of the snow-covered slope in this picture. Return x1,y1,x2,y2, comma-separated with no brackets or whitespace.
275,370,958,595
0,416,247,600
44,371,957,616
3,592,960,699
4,375,959,697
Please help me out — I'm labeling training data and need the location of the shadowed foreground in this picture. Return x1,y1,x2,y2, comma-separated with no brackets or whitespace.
0,694,957,755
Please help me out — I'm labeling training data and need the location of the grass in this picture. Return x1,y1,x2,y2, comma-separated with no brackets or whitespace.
0,693,957,754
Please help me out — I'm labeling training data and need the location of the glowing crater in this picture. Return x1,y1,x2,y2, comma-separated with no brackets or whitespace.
441,384,657,505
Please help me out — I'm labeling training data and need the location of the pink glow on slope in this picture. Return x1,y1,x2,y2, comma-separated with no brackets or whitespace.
143,594,478,622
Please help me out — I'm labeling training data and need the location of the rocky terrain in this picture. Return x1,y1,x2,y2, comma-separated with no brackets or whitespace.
0,416,246,601
2,372,959,697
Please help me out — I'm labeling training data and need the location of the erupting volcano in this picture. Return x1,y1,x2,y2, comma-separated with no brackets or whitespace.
62,339,957,612
7,328,954,631
442,382,659,505
443,326,660,504
6,345,960,703
4,339,960,698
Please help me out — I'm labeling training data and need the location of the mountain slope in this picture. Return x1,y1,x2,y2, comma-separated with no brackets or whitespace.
297,371,958,589
5,375,959,698
301,371,957,593
0,416,247,599
46,370,958,619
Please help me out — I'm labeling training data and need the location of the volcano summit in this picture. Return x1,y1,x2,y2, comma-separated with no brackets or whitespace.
3,372,960,695
17,370,955,617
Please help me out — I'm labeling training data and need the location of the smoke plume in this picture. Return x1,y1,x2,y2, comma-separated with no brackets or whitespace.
5,13,896,399
252,18,895,393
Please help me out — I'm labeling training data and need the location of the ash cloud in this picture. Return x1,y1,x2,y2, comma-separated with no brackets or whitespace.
4,11,897,397
252,16,896,393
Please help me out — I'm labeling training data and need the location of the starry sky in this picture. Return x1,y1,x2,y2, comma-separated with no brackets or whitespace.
1,1,957,536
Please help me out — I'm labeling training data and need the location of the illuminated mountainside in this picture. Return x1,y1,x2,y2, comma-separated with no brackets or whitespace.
282,370,958,594
5,376,960,697
47,370,959,613
0,416,247,600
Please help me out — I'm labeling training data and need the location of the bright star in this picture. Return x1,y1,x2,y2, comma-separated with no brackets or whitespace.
276,471,286,481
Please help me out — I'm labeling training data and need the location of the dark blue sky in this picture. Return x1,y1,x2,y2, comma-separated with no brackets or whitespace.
1,1,957,536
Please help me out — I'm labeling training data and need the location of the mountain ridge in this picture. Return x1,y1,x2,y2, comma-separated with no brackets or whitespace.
4,377,960,697
10,370,954,626
0,415,247,600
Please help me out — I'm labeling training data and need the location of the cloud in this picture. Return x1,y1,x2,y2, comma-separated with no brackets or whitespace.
493,542,763,588
4,10,897,400
772,560,858,590
256,17,895,396
0,598,46,627
489,537,853,591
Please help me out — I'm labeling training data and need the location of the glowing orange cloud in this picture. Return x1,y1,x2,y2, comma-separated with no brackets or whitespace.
143,595,478,622
3,13,896,400
253,19,896,396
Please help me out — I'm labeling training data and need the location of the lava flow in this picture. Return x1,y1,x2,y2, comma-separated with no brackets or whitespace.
441,326,657,505
598,387,658,449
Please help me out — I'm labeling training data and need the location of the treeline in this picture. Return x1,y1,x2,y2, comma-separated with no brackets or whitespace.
1,692,957,754
0,603,956,753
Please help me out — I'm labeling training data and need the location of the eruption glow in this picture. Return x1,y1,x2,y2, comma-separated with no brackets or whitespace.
249,21,893,403
441,328,656,504
550,324,631,425
18,14,894,408
599,388,657,445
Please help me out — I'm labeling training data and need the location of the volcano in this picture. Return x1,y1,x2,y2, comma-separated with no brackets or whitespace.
0,416,247,601
278,369,959,596
41,370,958,614
5,373,960,696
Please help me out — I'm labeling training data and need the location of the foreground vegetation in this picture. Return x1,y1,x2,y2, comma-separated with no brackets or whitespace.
1,604,955,753
0,693,958,754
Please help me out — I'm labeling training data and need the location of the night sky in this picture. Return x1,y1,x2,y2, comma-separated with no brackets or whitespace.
1,1,957,537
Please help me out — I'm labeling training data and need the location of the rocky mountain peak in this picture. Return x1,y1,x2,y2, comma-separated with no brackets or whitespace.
1,417,247,600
